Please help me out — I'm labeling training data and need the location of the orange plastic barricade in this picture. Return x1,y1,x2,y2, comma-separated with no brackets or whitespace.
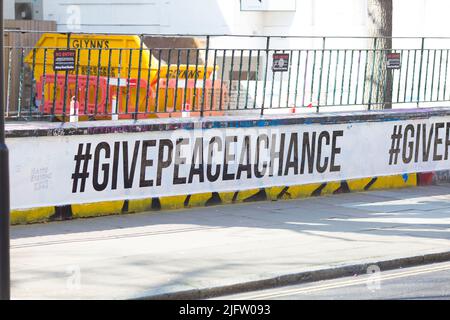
36,74,150,119
153,78,225,118
37,74,107,115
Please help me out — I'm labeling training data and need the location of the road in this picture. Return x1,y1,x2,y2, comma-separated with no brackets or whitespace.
10,185,450,299
220,262,450,300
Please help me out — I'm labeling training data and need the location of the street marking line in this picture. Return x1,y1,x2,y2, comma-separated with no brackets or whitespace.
241,263,450,300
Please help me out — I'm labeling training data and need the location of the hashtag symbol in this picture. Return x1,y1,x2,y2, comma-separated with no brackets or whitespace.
389,125,403,165
72,143,92,193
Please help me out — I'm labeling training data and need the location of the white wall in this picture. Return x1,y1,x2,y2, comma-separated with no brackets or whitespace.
14,0,450,49
40,0,369,37
393,0,450,49
37,0,370,49
8,115,449,210
42,0,162,33
4,0,15,19
41,0,262,35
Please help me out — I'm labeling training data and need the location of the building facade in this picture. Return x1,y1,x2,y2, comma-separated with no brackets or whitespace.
4,0,450,38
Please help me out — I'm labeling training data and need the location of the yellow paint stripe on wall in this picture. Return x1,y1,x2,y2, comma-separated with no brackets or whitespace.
287,183,323,199
267,186,287,200
233,189,261,202
128,199,153,213
159,195,186,210
347,177,374,192
372,174,417,190
11,207,55,225
187,193,213,207
72,200,124,218
321,181,342,195
219,191,237,204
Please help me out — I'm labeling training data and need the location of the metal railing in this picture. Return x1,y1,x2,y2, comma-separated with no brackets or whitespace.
4,32,450,121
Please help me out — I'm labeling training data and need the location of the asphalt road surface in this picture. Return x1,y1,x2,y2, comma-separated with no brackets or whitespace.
220,262,450,300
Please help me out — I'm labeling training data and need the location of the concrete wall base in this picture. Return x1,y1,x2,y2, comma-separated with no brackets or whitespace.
11,173,417,225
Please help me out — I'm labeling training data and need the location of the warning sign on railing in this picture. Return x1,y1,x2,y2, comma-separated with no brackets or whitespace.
386,53,401,70
272,53,290,72
53,49,76,71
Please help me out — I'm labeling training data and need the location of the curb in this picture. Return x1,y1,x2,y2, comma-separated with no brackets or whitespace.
140,251,450,300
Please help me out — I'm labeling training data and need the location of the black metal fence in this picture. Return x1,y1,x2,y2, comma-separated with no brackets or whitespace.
4,32,450,121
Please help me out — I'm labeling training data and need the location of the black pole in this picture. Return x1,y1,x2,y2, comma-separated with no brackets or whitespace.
0,0,11,301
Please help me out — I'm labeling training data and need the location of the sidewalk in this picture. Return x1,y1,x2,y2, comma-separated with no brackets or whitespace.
11,185,450,299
